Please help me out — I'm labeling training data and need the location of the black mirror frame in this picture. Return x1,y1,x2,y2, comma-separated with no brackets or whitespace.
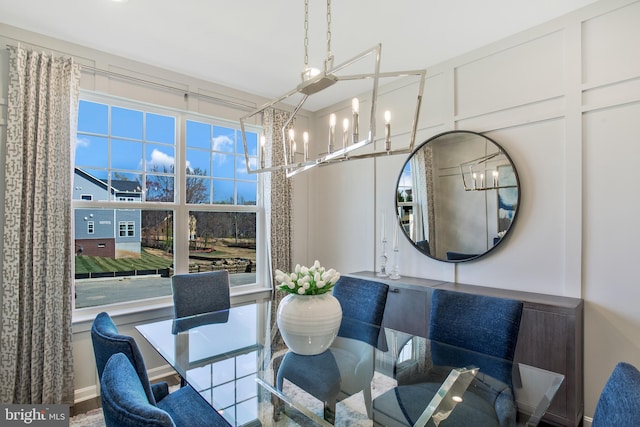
395,130,521,263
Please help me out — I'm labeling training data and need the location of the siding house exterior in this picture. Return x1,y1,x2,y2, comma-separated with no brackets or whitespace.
73,168,142,258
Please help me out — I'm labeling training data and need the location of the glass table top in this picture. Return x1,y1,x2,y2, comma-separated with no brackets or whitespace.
136,300,564,427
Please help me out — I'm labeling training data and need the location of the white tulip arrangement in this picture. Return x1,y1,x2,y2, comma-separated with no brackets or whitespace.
275,260,341,295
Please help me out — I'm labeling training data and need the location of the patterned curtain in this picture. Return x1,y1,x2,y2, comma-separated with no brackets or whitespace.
413,146,436,254
263,108,293,308
1,46,80,404
260,109,294,420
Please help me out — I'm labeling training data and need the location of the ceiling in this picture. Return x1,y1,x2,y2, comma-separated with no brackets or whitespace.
0,0,598,106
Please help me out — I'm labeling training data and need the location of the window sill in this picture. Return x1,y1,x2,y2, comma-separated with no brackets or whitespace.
72,285,272,331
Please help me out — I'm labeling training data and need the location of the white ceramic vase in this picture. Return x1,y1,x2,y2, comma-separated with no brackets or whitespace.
276,292,343,355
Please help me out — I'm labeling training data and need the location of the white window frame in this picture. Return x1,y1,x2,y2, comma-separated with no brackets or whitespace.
118,220,135,237
72,92,268,318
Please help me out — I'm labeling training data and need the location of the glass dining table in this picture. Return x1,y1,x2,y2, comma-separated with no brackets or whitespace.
136,299,564,427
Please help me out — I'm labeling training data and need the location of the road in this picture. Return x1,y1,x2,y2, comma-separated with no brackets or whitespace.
75,273,257,308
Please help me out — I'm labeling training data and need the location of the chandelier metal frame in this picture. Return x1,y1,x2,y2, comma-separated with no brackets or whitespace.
240,0,426,178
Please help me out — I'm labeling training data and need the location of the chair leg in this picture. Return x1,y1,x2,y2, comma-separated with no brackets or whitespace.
272,395,285,422
363,383,373,419
324,400,337,424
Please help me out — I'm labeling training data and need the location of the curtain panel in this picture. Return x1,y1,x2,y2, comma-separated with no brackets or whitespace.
1,46,80,404
262,108,293,307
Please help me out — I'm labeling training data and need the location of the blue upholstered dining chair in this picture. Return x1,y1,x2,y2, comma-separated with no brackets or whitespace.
592,361,640,427
91,311,168,405
276,276,390,421
373,288,524,427
100,352,228,427
428,289,523,388
171,270,230,318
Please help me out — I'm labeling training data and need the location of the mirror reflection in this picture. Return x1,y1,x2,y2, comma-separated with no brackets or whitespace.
396,130,519,262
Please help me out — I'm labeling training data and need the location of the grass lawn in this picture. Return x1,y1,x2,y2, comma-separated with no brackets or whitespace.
75,241,256,274
75,247,172,274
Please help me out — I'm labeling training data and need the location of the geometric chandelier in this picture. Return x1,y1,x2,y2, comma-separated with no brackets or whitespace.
240,0,426,177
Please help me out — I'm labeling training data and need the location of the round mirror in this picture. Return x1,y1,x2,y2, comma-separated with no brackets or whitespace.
396,130,520,262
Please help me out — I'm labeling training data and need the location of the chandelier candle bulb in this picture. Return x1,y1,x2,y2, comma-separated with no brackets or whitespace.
260,135,266,168
472,172,477,190
303,132,309,161
352,98,359,143
328,113,336,154
493,170,499,188
384,110,391,151
343,118,349,149
288,129,295,163
480,173,485,189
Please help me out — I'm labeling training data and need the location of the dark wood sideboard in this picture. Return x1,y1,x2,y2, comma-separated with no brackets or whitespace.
346,271,584,427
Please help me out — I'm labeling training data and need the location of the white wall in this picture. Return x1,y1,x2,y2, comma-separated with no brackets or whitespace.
297,0,640,424
1,0,640,423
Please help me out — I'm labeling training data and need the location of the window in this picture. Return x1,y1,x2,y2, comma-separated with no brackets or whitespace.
186,120,257,205
119,221,135,237
73,95,263,310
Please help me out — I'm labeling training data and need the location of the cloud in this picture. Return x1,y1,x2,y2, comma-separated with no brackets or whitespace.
147,149,175,170
212,135,234,152
76,136,91,148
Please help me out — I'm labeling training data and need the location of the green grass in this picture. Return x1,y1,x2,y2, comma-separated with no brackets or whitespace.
75,247,172,274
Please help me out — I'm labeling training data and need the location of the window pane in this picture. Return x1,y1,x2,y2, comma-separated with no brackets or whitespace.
188,211,256,285
76,102,176,206
112,106,143,139
113,172,143,202
73,168,108,201
245,131,258,156
146,143,175,173
78,100,108,134
186,149,210,175
212,153,234,179
237,181,257,206
235,156,255,182
186,176,211,204
239,130,258,156
186,120,211,149
212,180,234,204
112,139,143,171
145,175,174,202
74,209,174,309
146,113,175,144
76,135,108,168
212,126,235,153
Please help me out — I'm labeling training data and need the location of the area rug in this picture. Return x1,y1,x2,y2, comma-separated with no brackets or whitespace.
70,372,395,426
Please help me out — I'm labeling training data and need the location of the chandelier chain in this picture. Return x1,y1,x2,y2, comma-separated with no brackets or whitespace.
326,0,332,59
304,0,309,69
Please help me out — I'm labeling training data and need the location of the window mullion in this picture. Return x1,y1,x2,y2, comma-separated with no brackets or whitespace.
173,113,190,274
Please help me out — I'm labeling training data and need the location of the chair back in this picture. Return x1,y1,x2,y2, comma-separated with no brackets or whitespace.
592,362,640,427
333,276,389,348
100,353,175,427
429,289,523,385
91,312,157,405
171,270,230,318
